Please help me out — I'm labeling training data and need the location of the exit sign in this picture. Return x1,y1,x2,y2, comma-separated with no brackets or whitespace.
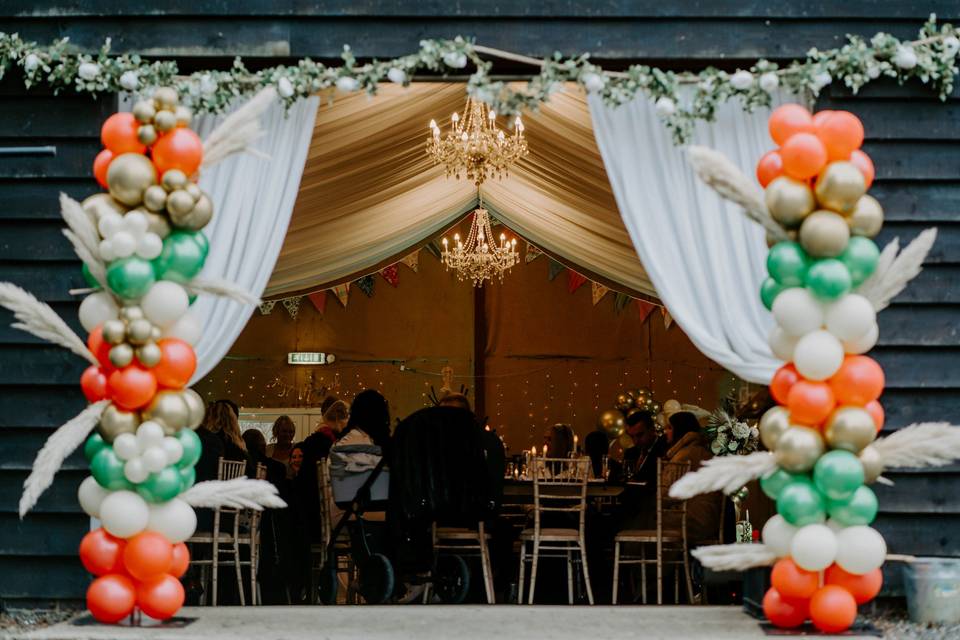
287,352,336,365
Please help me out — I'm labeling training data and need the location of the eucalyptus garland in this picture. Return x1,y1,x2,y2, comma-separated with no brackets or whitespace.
1,15,957,143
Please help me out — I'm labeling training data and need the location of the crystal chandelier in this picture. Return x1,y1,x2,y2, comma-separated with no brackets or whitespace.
427,96,527,185
442,192,519,286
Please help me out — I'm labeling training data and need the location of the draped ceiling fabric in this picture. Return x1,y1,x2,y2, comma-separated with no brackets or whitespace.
266,83,653,298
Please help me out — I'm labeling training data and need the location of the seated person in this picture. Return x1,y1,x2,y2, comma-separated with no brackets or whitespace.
622,410,666,484
584,425,610,479
662,411,720,543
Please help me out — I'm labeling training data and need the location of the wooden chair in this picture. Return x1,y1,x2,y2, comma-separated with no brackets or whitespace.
310,457,356,604
431,521,495,603
611,459,692,605
517,456,594,605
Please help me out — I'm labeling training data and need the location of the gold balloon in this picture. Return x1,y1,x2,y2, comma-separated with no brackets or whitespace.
765,176,815,228
166,189,195,218
82,193,128,223
618,433,635,449
799,210,851,258
136,342,162,368
154,110,177,132
119,306,145,322
759,406,791,450
137,124,158,146
178,194,213,230
107,153,157,206
98,404,140,442
181,389,205,430
153,86,179,109
848,194,884,238
143,209,171,238
109,343,134,368
614,393,632,412
161,169,188,192
858,444,884,484
126,318,153,345
774,426,825,473
144,390,190,435
150,326,163,341
102,319,127,345
646,401,661,415
175,106,193,127
132,100,156,123
598,409,625,438
185,183,202,200
815,161,866,214
143,185,168,212
824,406,877,453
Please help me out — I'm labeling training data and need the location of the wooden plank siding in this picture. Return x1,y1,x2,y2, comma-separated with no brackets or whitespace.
1,2,959,605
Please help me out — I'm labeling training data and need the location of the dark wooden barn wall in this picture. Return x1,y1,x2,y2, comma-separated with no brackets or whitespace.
0,2,958,606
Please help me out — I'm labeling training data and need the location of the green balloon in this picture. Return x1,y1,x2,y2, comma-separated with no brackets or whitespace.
179,466,196,492
194,231,209,258
176,428,202,469
767,241,810,287
761,468,809,500
776,480,826,526
90,447,131,491
828,485,878,526
153,231,207,283
813,450,865,501
840,236,880,287
760,278,788,311
136,467,184,503
81,263,100,289
83,432,107,463
107,256,157,300
806,258,852,301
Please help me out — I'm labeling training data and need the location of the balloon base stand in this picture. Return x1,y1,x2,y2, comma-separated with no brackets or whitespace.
759,621,881,636
73,611,196,628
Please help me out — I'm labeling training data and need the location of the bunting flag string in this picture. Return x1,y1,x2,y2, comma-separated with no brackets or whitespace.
307,291,327,314
281,297,302,320
614,292,631,313
567,270,588,294
525,243,543,264
355,275,375,297
662,306,674,329
400,251,420,273
547,259,566,281
591,282,610,306
332,282,350,308
380,264,400,287
635,299,657,323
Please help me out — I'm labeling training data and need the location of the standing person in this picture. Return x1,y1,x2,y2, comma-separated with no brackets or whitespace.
298,400,349,542
266,415,297,467
194,400,250,483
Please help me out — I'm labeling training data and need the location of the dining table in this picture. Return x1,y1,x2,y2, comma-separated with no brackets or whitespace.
500,477,639,505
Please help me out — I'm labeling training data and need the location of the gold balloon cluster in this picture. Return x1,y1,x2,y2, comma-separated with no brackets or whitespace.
98,388,205,441
132,87,193,146
599,387,661,441
107,153,158,207
102,306,163,369
143,169,213,231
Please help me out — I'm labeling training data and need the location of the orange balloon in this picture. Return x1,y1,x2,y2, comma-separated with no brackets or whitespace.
825,565,883,605
815,110,865,161
787,380,836,426
123,532,173,581
809,584,858,633
136,574,185,620
154,339,197,389
769,104,814,146
770,363,800,405
780,132,828,180
79,528,126,577
829,355,885,405
108,365,158,411
170,543,190,579
771,557,820,599
850,150,875,189
81,365,109,402
763,587,809,629
812,110,834,128
152,128,203,178
756,150,785,187
87,574,136,624
93,149,113,188
87,326,115,372
865,400,885,431
101,113,146,155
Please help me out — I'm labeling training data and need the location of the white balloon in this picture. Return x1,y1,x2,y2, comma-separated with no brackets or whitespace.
790,523,838,571
78,476,109,518
98,238,116,262
768,326,800,362
162,310,202,345
762,514,798,558
136,233,163,260
136,420,166,451
162,437,184,465
99,490,149,538
826,294,877,342
141,281,189,329
112,433,139,461
772,288,825,336
98,211,123,238
110,231,137,259
843,322,879,355
78,291,118,333
122,210,149,236
793,330,845,381
124,457,149,484
141,446,168,473
835,526,887,575
147,499,197,543
825,518,845,534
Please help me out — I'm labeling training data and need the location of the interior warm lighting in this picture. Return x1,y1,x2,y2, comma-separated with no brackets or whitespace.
441,190,519,286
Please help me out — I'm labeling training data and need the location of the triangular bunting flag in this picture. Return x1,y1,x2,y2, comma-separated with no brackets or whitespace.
614,293,631,313
355,275,375,297
401,251,420,272
591,282,610,306
635,300,656,323
380,264,399,287
662,307,674,329
525,243,543,264
308,291,327,315
567,270,588,294
547,259,565,281
282,297,302,320
332,283,350,308
258,300,277,315
424,240,442,260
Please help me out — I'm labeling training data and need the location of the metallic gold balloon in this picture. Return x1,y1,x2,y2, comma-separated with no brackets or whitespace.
126,318,153,345
109,343,134,368
824,406,877,453
759,405,791,450
858,444,884,484
143,209,171,238
82,193,128,222
848,195,884,238
185,183,202,200
153,87,179,110
107,153,157,206
598,409,625,438
151,326,163,341
98,404,141,442
618,433,635,449
102,319,127,345
132,100,157,123
774,425,825,473
143,185,168,213
144,390,190,435
137,124,158,146
181,388,205,430
765,177,816,228
119,306,145,322
614,393,632,412
799,210,851,258
815,161,866,214
175,106,193,127
176,194,213,230
154,110,177,132
166,190,195,218
161,169,189,192
646,401,661,415
136,342,162,368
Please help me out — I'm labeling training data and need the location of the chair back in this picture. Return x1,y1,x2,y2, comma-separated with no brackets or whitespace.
655,459,692,535
317,458,335,548
530,456,590,532
218,457,247,481
255,462,267,480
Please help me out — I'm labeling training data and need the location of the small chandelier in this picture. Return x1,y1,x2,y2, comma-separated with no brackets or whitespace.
427,96,527,185
442,192,519,286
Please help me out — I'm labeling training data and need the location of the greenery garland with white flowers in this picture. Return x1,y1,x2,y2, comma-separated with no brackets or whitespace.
0,15,958,143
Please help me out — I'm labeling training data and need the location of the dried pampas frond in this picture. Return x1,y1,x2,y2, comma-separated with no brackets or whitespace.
60,194,107,289
858,228,937,312
0,283,99,366
687,146,789,242
691,543,777,571
201,87,276,170
669,451,777,499
19,400,109,517
875,422,960,469
181,478,287,510
186,277,262,306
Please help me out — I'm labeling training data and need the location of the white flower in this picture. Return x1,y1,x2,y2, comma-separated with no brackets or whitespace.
199,74,218,95
730,70,754,90
582,72,606,93
810,71,832,92
443,51,468,69
119,70,139,91
866,63,881,79
943,36,960,58
654,96,676,117
698,77,715,92
759,72,780,93
893,46,918,70
732,421,750,439
387,67,407,84
277,76,294,98
78,62,100,81
335,76,358,93
23,53,40,73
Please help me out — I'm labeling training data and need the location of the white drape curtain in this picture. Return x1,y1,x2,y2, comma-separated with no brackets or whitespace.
190,96,319,381
589,92,794,383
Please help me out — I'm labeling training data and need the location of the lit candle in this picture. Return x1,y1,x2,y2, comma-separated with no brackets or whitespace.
531,446,536,457
573,434,579,452
543,445,548,457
